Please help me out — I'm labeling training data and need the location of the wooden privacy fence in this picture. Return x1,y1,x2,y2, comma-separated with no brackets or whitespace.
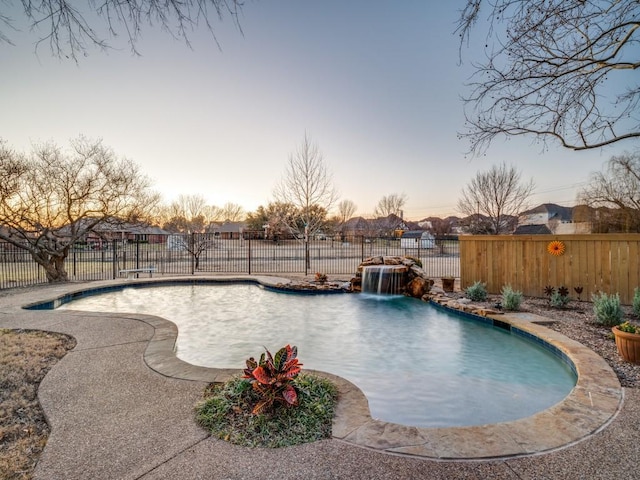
459,234,640,305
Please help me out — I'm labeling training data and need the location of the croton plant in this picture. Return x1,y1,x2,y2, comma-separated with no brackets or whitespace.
243,344,303,414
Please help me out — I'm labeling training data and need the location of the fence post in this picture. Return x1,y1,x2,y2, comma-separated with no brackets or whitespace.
135,234,140,272
304,240,309,276
112,239,118,279
190,233,195,275
247,235,251,275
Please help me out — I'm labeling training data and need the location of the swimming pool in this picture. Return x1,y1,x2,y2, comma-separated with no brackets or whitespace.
59,283,577,428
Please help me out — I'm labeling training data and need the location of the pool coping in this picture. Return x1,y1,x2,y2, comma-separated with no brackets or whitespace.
20,276,623,460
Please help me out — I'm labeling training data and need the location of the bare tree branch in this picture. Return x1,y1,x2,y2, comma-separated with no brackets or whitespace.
457,0,640,154
578,151,640,232
373,193,407,218
2,0,243,60
219,202,245,222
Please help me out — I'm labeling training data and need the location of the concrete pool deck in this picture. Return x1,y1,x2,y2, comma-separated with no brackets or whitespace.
1,276,637,479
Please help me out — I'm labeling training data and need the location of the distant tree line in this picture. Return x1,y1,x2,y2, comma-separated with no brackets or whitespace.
2,133,639,283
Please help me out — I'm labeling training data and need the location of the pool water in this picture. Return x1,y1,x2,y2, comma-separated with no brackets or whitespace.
59,284,577,428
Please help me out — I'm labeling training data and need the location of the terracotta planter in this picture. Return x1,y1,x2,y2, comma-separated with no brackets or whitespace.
612,327,640,364
442,277,455,292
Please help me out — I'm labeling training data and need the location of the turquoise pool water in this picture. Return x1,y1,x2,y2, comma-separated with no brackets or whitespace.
59,283,576,428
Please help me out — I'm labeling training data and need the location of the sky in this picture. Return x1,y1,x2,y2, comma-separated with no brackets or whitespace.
0,1,631,220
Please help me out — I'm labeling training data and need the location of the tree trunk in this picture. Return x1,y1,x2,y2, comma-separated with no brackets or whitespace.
31,252,69,282
305,241,310,272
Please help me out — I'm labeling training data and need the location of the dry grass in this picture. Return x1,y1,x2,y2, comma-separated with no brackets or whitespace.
0,329,76,480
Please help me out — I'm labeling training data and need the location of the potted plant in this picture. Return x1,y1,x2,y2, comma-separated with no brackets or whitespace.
612,321,640,364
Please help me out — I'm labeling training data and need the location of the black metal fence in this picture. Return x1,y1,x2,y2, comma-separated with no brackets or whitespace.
0,234,460,290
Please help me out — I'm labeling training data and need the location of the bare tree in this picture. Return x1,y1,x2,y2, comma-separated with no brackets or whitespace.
373,193,407,218
457,163,534,234
180,194,209,222
578,152,640,232
1,1,243,60
160,196,245,228
0,136,158,282
274,134,338,238
274,134,338,268
161,194,208,232
457,1,640,154
335,199,357,225
159,194,239,269
202,204,223,227
219,202,246,222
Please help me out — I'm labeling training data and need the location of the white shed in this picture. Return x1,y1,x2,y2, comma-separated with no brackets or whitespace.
400,231,435,249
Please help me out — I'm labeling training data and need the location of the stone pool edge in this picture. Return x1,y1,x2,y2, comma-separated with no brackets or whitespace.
22,276,623,461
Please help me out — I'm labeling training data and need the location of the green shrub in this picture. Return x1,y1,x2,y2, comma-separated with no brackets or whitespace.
550,290,570,308
633,287,640,318
195,373,337,448
544,285,570,307
465,281,488,301
501,285,523,311
592,292,623,326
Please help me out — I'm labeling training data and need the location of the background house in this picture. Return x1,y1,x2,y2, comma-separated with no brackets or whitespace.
212,221,246,240
515,203,591,235
66,220,169,247
339,214,416,240
400,231,436,249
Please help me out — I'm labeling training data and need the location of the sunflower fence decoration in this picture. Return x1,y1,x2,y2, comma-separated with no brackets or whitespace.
547,240,566,256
